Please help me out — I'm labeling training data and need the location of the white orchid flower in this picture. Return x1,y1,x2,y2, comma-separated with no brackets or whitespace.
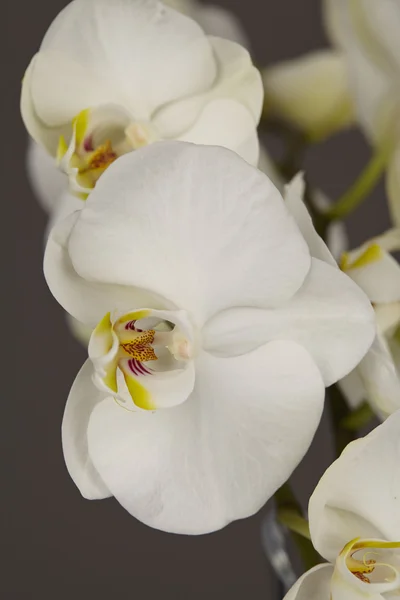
323,0,400,225
263,50,355,142
21,0,262,201
339,229,400,418
284,410,400,600
26,0,253,215
43,141,374,533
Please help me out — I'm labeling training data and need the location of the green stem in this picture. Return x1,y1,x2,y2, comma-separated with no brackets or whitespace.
277,509,311,540
275,483,322,571
326,145,391,220
341,401,375,431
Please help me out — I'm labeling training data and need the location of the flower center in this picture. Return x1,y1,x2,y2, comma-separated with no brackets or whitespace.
89,309,195,411
57,106,159,198
341,538,400,589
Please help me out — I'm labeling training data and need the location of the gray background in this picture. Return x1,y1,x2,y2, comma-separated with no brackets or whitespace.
8,1,389,599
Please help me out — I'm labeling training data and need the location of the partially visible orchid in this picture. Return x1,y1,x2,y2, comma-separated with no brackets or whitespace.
22,0,262,202
339,229,400,418
323,0,400,225
263,50,355,142
43,141,374,534
284,410,400,600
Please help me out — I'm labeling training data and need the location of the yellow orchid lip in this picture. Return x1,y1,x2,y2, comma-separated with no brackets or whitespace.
340,537,400,586
341,243,384,272
57,106,160,199
89,309,194,412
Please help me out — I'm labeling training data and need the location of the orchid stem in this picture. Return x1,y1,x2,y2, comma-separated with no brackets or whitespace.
326,145,391,220
341,401,375,431
277,509,311,540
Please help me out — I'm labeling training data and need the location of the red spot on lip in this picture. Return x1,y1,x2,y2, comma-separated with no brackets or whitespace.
84,136,94,152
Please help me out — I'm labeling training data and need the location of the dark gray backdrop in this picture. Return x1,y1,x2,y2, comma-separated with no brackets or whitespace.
8,1,389,599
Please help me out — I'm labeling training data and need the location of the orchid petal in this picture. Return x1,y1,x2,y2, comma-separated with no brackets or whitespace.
85,340,324,534
62,360,110,500
338,369,367,410
177,99,259,165
23,0,216,150
152,36,263,163
284,173,338,267
27,142,67,213
357,333,400,418
283,564,333,600
193,5,250,48
309,410,400,562
323,0,398,142
203,257,375,386
342,231,400,304
47,142,310,326
263,49,354,141
44,212,172,327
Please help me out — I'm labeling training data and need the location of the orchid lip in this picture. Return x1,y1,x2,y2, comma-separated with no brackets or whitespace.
89,308,196,411
57,105,160,198
338,538,400,592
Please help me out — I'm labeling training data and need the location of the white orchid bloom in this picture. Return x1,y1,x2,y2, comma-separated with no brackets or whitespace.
263,50,355,142
339,229,400,418
43,141,374,533
21,0,262,202
284,410,400,600
323,0,400,225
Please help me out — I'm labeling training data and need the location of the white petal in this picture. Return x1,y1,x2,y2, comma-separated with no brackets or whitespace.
178,99,259,165
165,0,250,48
349,0,400,75
338,369,367,410
153,38,264,149
323,0,396,141
26,141,67,213
86,340,324,533
56,142,310,326
343,232,400,304
44,212,172,327
261,166,348,262
284,173,338,267
194,5,250,49
258,145,283,186
22,0,217,151
387,144,400,227
21,56,65,155
263,50,354,140
47,190,84,232
283,564,333,600
62,360,110,500
309,410,400,562
203,257,375,386
357,333,400,418
312,190,349,261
